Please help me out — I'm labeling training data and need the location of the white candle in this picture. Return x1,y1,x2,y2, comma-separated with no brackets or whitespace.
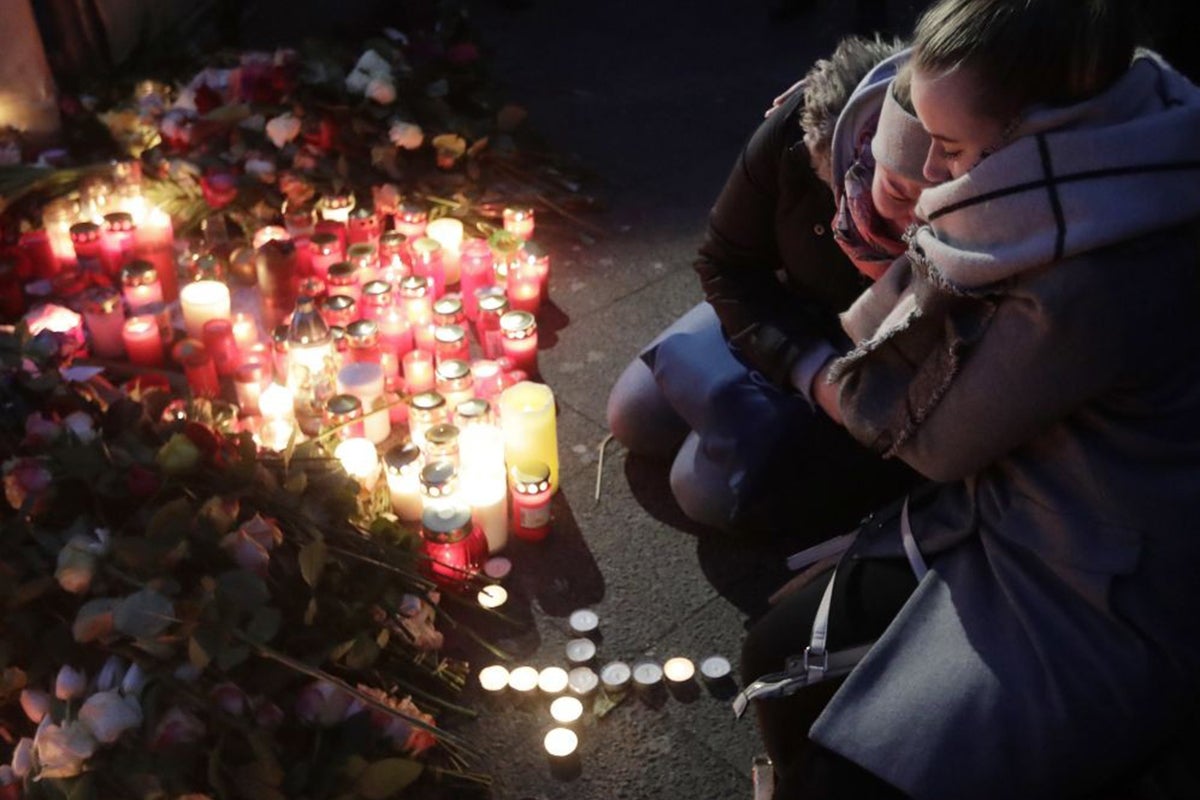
337,362,390,444
232,312,260,349
633,661,663,688
499,381,559,493
478,664,510,693
463,467,508,553
260,382,295,420
335,437,380,491
543,728,578,759
568,608,599,637
122,315,164,367
508,666,539,695
600,661,631,694
179,280,232,340
538,667,569,695
459,421,506,475
568,667,599,697
663,657,695,684
566,638,596,666
384,443,424,522
549,696,583,725
477,584,508,609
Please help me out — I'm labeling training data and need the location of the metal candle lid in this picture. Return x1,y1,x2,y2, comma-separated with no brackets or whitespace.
477,289,508,316
384,442,423,476
420,503,471,536
320,293,356,317
512,460,551,493
311,232,339,254
399,275,429,297
434,324,465,344
409,391,446,412
69,222,101,242
103,211,134,232
435,358,471,382
380,230,407,251
425,423,460,449
410,237,441,259
500,310,536,339
327,261,358,282
419,459,458,496
454,397,491,423
397,201,427,223
121,260,158,287
362,280,391,303
317,192,355,215
347,242,377,266
326,393,363,418
345,318,380,346
432,295,463,318
272,324,290,352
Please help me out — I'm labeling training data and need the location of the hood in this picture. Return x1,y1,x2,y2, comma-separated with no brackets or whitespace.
830,47,913,205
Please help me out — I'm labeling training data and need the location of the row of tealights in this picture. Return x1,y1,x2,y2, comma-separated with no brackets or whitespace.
474,607,736,770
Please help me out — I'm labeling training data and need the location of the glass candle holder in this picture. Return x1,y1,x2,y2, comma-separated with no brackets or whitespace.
384,442,425,522
475,288,509,360
43,196,79,269
231,311,260,351
433,324,470,365
326,261,361,305
455,397,493,428
272,324,290,380
500,311,539,377
79,288,125,359
122,314,165,367
320,294,357,329
425,217,463,286
506,251,543,315
173,339,220,398
487,230,522,289
298,275,327,304
347,205,381,247
409,237,445,299
202,318,241,377
510,459,552,541
121,260,163,313
102,212,136,275
499,381,559,492
420,459,459,511
324,393,365,441
459,238,494,322
347,242,379,283
361,280,392,321
399,275,434,328
435,358,474,411
252,225,291,251
70,222,105,274
255,239,301,332
317,192,355,225
378,231,410,282
420,504,486,589
459,415,505,475
394,202,428,240
470,359,505,401
408,391,449,449
502,206,535,241
283,201,316,238
346,319,382,365
403,349,436,395
335,436,381,491
132,207,178,301
187,252,227,284
522,240,551,298
179,280,232,340
432,295,465,328
337,361,390,444
463,465,508,553
310,232,342,281
287,296,338,434
424,423,461,468
378,307,412,379
234,361,268,416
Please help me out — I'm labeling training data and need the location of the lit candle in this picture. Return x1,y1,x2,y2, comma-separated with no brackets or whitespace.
420,504,487,588
122,314,165,367
419,459,459,512
42,197,78,269
498,381,559,492
361,280,392,321
433,324,470,365
435,358,474,411
202,318,240,377
317,191,355,225
102,212,136,275
506,254,543,315
500,311,539,377
394,202,428,240
522,240,551,299
471,360,505,401
663,657,695,684
384,442,425,522
231,312,260,350
121,260,163,313
283,201,315,238
324,394,365,441
503,206,535,240
287,297,338,434
379,231,410,283
408,391,449,450
425,217,463,286
256,240,301,331
347,205,381,248
403,349,436,395
510,460,552,542
70,222,106,275
234,361,267,415
173,339,220,399
179,280,232,340
347,242,379,285
320,294,358,329
459,238,493,321
549,696,583,725
335,437,380,491
477,584,508,610
478,665,510,695
409,237,445,299
346,319,383,365
538,667,569,696
544,728,579,772
475,288,509,359
459,419,505,475
508,666,539,697
80,288,126,359
337,362,390,444
463,466,508,553
258,382,297,450
252,224,290,250
310,232,343,281
133,207,178,301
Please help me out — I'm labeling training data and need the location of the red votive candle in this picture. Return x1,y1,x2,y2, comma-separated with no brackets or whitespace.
102,213,136,275
410,237,445,299
361,280,392,321
327,261,361,305
234,361,267,415
202,318,240,377
459,238,494,322
434,324,470,365
471,359,505,401
320,294,357,329
403,349,436,394
420,505,487,589
510,460,552,541
20,229,58,280
433,295,465,327
475,288,509,360
70,222,106,275
347,205,381,248
500,311,539,377
134,208,178,301
502,206,535,241
174,340,220,399
506,252,543,315
346,319,383,365
379,231,410,282
310,232,342,281
394,202,428,240
122,314,165,367
121,260,164,313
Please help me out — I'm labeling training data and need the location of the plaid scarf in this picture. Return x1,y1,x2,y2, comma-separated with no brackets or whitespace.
832,125,906,281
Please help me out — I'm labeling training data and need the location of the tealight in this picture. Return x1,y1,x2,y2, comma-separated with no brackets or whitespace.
568,608,599,637
568,667,599,697
543,727,577,758
334,437,380,491
477,584,508,610
700,655,732,682
632,661,663,688
663,657,695,683
508,666,539,694
483,556,512,580
600,661,631,695
565,638,597,666
538,666,569,695
478,664,510,693
550,695,584,725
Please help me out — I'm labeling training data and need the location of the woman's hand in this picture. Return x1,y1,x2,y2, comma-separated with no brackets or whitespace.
811,358,844,425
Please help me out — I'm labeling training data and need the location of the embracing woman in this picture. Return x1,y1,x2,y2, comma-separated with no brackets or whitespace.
742,0,1200,797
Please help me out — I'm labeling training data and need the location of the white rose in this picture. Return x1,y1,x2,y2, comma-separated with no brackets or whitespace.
120,663,146,697
34,722,95,779
389,121,424,151
55,665,87,701
78,690,143,745
354,50,393,80
366,77,397,105
19,688,50,724
265,113,301,149
95,655,126,692
61,411,96,443
10,737,34,779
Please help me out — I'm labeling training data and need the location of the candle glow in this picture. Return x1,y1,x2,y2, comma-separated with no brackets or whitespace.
478,665,510,693
477,584,508,609
550,696,584,725
335,437,381,490
543,728,578,759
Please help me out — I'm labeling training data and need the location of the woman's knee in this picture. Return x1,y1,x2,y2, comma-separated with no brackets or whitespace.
669,436,737,529
606,358,687,455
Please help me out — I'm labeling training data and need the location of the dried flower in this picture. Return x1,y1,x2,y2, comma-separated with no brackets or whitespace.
55,665,87,701
156,433,201,476
431,133,467,169
239,514,284,549
34,721,96,779
120,664,146,697
79,690,143,744
265,113,301,148
220,528,271,576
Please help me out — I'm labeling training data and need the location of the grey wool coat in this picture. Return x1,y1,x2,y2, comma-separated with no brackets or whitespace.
812,53,1200,799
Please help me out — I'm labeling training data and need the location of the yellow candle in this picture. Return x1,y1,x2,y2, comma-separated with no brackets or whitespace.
498,381,559,492
179,280,231,339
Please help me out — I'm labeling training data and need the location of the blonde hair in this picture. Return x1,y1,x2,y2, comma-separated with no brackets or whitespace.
913,0,1141,120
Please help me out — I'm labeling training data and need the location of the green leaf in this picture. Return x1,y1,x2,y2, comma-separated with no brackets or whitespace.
329,639,355,662
216,570,269,611
304,597,318,626
355,759,423,799
246,606,281,644
114,588,175,639
298,540,327,588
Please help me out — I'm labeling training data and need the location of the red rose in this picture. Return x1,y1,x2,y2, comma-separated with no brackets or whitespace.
200,172,238,209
